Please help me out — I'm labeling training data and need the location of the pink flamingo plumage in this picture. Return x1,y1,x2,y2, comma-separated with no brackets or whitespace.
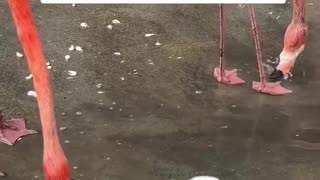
270,0,307,80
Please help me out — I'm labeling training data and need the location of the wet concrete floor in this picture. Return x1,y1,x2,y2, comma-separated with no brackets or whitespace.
1,0,320,180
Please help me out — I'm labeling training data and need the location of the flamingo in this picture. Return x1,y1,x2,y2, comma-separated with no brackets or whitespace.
214,0,307,95
0,0,71,179
270,0,307,81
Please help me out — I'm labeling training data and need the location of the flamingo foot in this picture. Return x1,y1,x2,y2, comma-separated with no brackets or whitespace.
252,81,292,95
0,118,37,145
214,67,245,85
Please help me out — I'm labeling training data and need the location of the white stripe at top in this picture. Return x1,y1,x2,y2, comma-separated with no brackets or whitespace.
41,0,286,4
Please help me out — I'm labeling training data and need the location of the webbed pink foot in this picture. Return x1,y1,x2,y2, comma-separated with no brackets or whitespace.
214,67,245,85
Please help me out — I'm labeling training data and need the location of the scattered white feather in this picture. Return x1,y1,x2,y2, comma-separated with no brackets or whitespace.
46,62,52,69
97,91,104,94
155,42,162,46
114,52,121,56
190,176,220,180
112,19,121,24
120,77,125,81
75,111,82,115
96,83,102,88
75,46,83,52
145,33,155,37
59,127,67,131
16,52,23,58
25,74,33,80
67,70,77,76
27,91,37,98
80,22,89,28
120,60,125,63
65,55,71,61
107,24,113,30
69,45,75,51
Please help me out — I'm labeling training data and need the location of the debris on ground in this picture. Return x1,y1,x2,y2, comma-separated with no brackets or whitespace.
80,22,89,28
16,52,23,58
65,55,71,61
27,91,37,98
112,19,121,24
145,33,155,37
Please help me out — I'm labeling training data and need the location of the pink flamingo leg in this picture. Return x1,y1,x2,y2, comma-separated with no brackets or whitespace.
213,4,245,85
248,5,292,95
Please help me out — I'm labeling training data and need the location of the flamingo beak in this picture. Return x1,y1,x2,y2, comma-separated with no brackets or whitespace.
270,68,284,81
270,57,295,81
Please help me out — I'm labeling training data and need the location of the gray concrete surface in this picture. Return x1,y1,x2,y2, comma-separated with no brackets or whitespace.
1,1,320,180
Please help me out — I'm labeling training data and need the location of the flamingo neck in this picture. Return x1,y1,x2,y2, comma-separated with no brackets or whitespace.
8,0,60,150
8,0,70,179
292,0,305,24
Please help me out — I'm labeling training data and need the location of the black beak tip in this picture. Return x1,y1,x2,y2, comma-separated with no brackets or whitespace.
270,69,284,81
